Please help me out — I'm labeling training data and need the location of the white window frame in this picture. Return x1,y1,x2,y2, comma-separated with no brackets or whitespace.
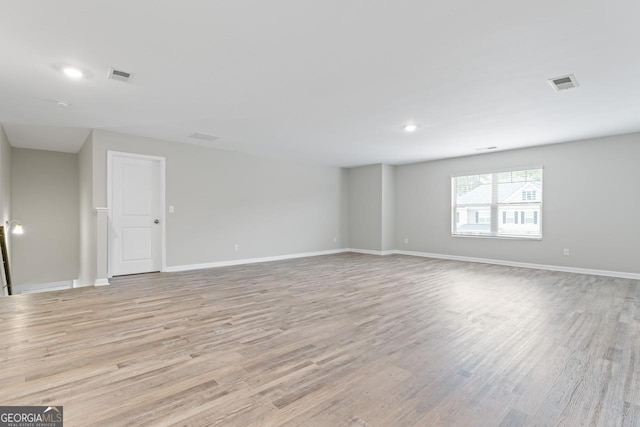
451,166,543,240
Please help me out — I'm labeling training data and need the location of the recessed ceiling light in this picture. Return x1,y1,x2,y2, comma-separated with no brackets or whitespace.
63,67,84,79
404,124,418,132
56,100,70,108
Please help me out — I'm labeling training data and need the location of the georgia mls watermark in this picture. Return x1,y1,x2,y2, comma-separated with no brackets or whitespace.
0,406,63,427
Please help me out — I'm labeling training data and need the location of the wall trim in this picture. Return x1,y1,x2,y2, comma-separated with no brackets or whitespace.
165,249,348,272
13,280,73,294
20,285,72,294
393,250,640,280
73,280,94,288
142,247,639,280
94,278,110,286
346,248,395,256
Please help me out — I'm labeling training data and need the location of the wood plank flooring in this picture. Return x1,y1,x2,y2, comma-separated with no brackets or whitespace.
0,253,639,426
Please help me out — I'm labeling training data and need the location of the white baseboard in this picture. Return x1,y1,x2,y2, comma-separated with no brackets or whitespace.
15,280,73,294
393,250,640,280
346,248,395,256
94,278,110,286
20,286,72,294
152,247,640,281
165,249,348,273
73,281,94,288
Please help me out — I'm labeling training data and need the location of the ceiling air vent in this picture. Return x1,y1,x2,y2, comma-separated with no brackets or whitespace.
549,74,578,91
189,132,220,142
107,67,134,83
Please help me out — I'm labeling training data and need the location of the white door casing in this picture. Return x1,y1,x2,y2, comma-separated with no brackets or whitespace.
108,152,165,276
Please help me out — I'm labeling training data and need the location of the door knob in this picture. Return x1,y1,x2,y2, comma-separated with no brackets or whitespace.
154,219,160,224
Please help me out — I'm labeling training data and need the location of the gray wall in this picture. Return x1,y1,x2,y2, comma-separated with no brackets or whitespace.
11,148,79,285
340,168,350,251
381,164,395,252
91,130,346,268
395,132,640,274
347,163,395,252
78,132,95,286
0,127,11,296
6,125,637,288
348,164,382,251
0,126,10,229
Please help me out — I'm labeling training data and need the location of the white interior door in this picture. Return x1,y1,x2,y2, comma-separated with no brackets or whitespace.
111,154,163,276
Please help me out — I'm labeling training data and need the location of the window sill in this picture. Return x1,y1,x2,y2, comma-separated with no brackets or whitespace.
452,233,542,241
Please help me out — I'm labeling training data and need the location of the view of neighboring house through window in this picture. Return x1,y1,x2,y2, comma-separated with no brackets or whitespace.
452,168,542,238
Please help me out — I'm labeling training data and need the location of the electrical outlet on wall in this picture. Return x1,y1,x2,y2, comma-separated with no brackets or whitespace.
168,205,175,213
234,243,239,251
563,248,570,256
404,237,409,244
333,236,337,243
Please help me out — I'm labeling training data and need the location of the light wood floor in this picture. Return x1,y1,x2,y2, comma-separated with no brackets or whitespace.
0,253,639,426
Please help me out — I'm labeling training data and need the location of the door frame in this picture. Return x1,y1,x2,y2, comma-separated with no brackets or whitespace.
107,150,167,278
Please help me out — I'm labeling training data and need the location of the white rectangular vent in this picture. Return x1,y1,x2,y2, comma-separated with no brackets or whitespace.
189,132,220,142
549,74,578,91
108,67,134,83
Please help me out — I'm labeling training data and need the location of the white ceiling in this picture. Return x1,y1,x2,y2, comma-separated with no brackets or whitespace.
1,0,639,166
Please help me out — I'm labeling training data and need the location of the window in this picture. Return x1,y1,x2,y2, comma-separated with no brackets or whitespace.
452,167,542,238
